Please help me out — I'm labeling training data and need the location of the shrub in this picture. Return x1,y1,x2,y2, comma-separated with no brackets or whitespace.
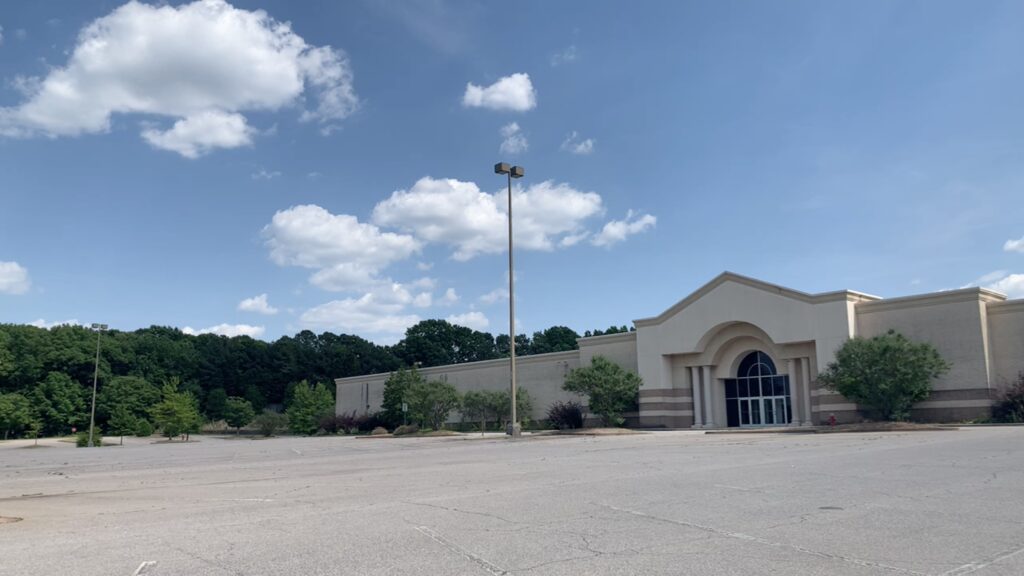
335,411,359,434
370,426,389,436
563,356,641,427
393,424,420,436
286,381,335,435
547,401,585,430
406,380,461,430
992,373,1024,423
76,426,104,447
253,411,288,437
149,383,202,440
356,412,387,433
134,419,154,437
380,367,426,428
224,397,256,434
818,330,950,421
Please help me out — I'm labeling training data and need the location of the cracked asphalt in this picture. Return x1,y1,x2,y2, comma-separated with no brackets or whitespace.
2,427,1024,575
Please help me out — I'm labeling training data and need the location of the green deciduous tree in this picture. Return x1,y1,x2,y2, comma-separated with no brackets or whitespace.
30,372,87,436
286,381,334,435
818,330,950,421
461,390,502,432
107,404,139,445
224,396,255,434
529,326,580,354
406,380,461,430
0,392,34,439
204,388,228,421
381,367,425,428
97,375,159,424
149,383,202,440
563,356,641,427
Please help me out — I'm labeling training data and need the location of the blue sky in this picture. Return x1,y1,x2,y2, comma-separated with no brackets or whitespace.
1,0,1022,343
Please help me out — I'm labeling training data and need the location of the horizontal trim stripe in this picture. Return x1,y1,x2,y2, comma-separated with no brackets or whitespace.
814,403,858,412
640,409,694,417
640,388,691,399
913,399,992,409
640,402,694,412
639,396,693,404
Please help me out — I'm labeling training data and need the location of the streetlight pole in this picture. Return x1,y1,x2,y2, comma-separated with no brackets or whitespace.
494,162,524,438
87,323,107,447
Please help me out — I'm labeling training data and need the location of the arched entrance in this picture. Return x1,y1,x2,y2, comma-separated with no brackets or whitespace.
724,351,792,427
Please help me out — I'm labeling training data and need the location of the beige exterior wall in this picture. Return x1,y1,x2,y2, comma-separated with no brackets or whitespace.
336,350,582,423
334,272,1024,427
577,331,638,372
987,301,1024,392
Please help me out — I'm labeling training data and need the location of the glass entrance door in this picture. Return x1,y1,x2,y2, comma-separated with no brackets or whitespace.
725,351,792,427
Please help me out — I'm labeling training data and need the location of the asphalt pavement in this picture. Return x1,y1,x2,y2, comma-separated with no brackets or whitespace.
2,427,1023,575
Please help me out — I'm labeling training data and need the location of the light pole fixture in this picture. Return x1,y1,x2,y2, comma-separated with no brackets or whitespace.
87,323,108,447
495,162,524,438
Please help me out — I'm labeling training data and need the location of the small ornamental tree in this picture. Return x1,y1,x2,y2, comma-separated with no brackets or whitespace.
224,397,256,434
286,381,334,435
149,383,203,440
818,330,950,421
462,390,499,432
107,404,139,445
563,356,641,427
406,380,461,430
381,367,426,428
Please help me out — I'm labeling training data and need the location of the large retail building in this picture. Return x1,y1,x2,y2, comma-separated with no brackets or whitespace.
336,272,1024,428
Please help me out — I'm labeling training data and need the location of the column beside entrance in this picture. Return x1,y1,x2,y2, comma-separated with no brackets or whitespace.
690,366,703,428
702,365,715,428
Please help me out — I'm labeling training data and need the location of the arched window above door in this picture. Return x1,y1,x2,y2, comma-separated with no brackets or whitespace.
737,351,776,378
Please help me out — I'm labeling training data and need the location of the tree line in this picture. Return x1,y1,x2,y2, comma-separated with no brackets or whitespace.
0,319,630,439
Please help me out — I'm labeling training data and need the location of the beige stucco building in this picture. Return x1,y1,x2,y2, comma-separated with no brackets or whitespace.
336,272,1024,428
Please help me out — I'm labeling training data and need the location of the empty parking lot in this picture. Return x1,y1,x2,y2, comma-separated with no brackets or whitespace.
2,428,1024,575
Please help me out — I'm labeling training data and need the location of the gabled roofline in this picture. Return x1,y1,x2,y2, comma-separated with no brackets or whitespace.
633,271,880,328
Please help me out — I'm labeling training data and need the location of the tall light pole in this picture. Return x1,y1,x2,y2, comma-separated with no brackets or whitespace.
87,323,108,447
495,162,524,438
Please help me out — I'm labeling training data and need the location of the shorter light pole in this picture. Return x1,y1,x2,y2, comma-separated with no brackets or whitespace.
87,323,108,448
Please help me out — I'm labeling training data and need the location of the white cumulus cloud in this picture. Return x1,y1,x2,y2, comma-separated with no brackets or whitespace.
263,204,421,291
238,293,278,315
0,261,31,294
0,0,358,156
371,177,604,260
462,73,536,112
1005,236,1024,253
300,286,421,341
141,111,255,158
440,287,459,305
988,274,1024,298
182,323,265,338
561,131,595,155
592,210,657,247
499,122,528,155
446,311,489,331
29,319,81,329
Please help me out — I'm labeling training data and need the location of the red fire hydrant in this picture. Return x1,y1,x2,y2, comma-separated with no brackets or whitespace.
828,413,837,427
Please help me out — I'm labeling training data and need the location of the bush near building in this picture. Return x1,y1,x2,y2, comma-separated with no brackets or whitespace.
992,373,1024,423
563,356,641,427
817,330,950,422
406,380,461,430
547,401,585,430
286,381,334,435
